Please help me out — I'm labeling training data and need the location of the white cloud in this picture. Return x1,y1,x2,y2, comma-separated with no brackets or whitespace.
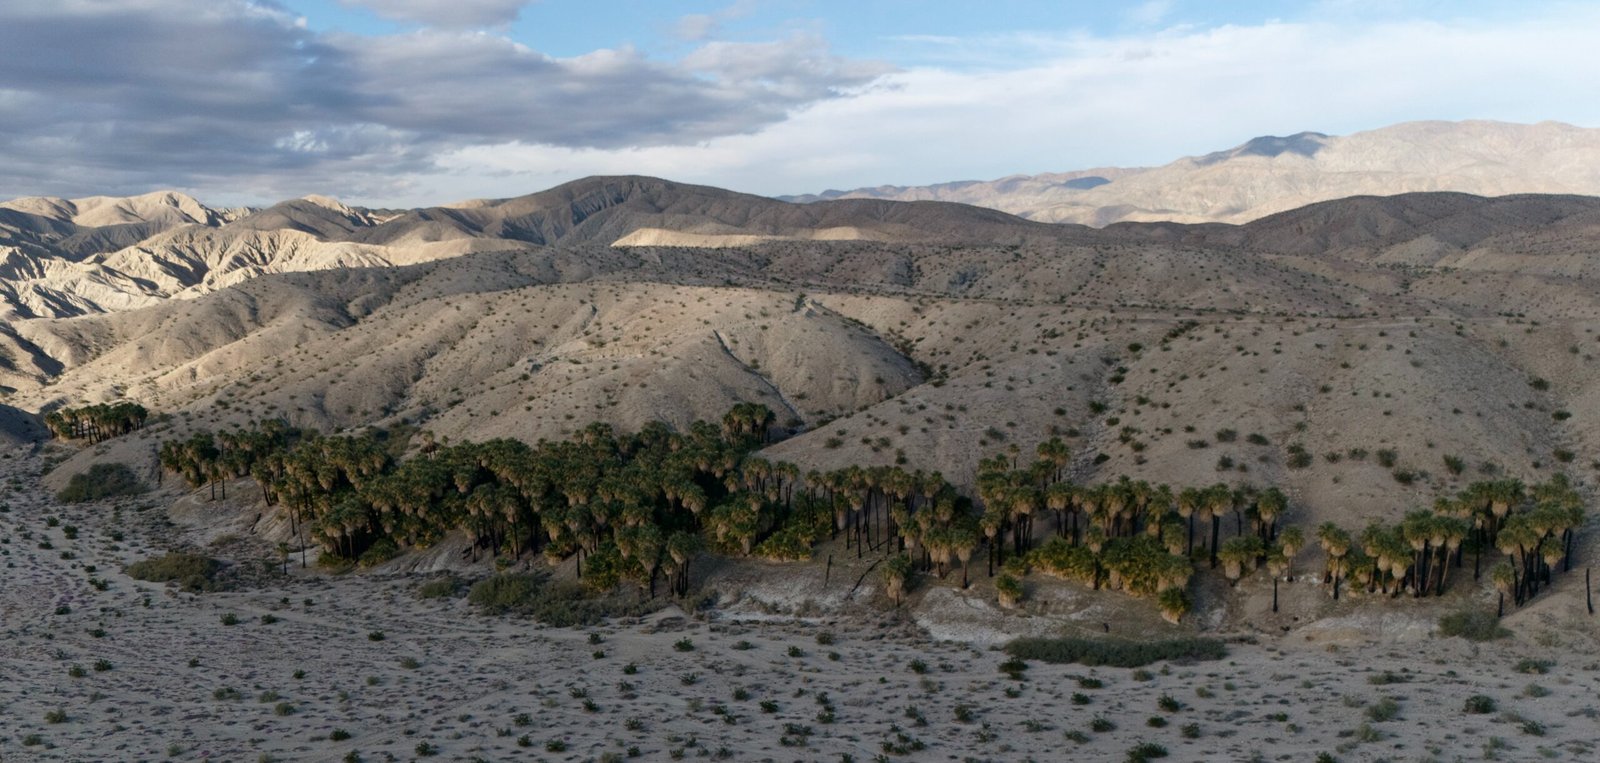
4,1,1600,206
415,8,1600,203
339,0,533,28
670,1,757,41
0,1,885,202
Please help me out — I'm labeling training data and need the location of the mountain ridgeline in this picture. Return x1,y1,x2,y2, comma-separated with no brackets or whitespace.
782,120,1600,226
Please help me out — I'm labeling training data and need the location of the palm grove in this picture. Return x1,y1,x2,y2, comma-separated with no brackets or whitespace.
39,398,1571,622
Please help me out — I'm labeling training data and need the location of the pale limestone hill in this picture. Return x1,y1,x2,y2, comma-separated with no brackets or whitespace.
0,176,1065,321
788,120,1600,226
0,190,246,228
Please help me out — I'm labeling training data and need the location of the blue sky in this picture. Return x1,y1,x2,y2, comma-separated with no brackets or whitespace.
287,1,1515,63
1,1,1596,205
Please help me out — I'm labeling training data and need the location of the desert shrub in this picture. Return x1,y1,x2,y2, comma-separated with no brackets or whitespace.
1463,695,1497,714
416,576,463,599
1438,609,1509,642
358,538,400,568
1004,637,1226,668
1126,741,1167,761
1514,658,1552,675
1365,697,1400,722
57,462,145,503
125,552,223,592
468,572,658,626
752,524,817,560
469,573,543,614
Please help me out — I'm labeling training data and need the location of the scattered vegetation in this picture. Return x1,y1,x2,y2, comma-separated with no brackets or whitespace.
125,552,224,592
1004,637,1226,668
57,462,145,503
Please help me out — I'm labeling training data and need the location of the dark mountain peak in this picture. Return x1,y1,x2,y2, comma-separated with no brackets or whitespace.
1195,131,1330,166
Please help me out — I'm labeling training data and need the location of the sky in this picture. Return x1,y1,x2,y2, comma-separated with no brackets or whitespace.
1,0,1597,207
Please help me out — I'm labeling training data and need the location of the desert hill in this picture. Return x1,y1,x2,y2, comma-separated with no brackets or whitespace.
0,176,1067,321
3,181,1597,543
786,120,1600,226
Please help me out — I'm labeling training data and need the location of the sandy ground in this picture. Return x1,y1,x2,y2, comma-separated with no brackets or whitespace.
3,445,1599,762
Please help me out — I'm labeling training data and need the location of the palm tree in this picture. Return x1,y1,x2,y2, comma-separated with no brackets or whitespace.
1316,522,1351,598
1218,536,1264,586
1277,525,1305,579
952,526,978,588
1176,487,1200,556
1490,561,1515,617
1204,484,1231,568
1156,587,1190,625
1255,487,1286,542
883,553,913,605
995,573,1023,609
666,531,701,597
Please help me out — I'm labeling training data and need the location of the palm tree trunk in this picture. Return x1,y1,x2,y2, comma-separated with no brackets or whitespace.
1210,516,1220,569
1435,549,1450,595
1413,549,1425,598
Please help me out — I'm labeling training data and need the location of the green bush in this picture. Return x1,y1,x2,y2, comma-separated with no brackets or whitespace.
125,552,223,592
1365,697,1400,722
56,462,145,503
416,576,463,599
1004,637,1226,668
358,538,400,568
1463,695,1496,714
468,573,543,614
1127,741,1168,761
1438,609,1509,642
468,572,659,626
1514,658,1552,675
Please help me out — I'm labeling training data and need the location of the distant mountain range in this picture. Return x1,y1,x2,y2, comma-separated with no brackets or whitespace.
5,119,1600,326
780,120,1600,226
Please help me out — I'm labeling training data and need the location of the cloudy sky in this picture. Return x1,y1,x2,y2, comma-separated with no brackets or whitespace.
2,0,1597,206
